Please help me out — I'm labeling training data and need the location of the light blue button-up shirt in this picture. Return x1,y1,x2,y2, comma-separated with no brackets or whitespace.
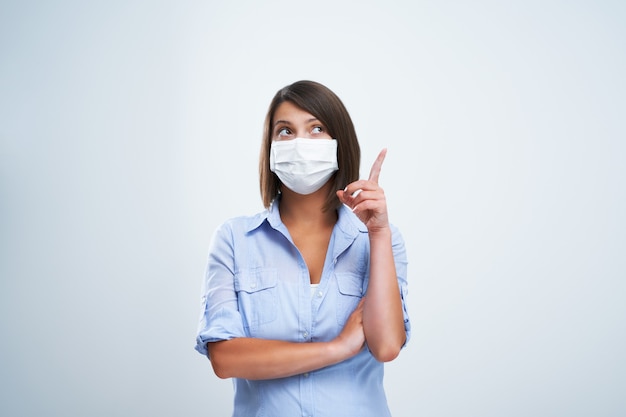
196,199,410,417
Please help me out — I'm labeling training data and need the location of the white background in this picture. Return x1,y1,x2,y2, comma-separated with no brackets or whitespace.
1,1,624,416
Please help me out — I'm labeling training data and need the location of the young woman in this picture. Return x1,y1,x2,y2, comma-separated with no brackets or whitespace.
195,80,410,416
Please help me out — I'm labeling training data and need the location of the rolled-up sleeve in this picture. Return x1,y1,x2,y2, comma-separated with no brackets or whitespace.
195,221,246,357
390,224,411,346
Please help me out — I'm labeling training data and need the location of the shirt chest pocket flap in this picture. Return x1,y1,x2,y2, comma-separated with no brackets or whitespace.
234,268,278,329
335,272,364,325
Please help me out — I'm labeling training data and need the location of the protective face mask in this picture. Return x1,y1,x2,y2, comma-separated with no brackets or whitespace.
269,138,338,195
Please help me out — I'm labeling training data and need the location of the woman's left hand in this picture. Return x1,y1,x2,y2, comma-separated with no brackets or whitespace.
336,149,390,234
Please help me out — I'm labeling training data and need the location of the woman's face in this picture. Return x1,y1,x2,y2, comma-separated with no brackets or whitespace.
272,101,332,141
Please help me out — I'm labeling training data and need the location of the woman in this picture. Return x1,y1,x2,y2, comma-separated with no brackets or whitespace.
195,80,410,416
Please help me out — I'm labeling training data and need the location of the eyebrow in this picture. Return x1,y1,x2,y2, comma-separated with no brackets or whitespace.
273,118,319,127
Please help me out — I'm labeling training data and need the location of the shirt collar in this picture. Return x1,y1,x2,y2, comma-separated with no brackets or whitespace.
244,198,281,233
336,203,368,235
244,197,367,236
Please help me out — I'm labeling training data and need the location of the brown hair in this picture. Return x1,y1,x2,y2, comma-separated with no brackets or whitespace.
259,80,361,211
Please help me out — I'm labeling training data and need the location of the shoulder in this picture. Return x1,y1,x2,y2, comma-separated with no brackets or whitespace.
214,208,269,237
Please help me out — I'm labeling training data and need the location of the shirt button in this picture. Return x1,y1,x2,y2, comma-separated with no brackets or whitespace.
317,291,323,298
303,372,309,378
303,331,309,338
250,283,257,289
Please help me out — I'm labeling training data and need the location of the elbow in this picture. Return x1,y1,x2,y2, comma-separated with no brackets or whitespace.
210,353,235,379
372,348,400,363
369,334,405,362
211,361,231,379
370,343,402,363
207,342,233,379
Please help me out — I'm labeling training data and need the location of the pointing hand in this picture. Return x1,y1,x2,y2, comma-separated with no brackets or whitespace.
336,149,390,233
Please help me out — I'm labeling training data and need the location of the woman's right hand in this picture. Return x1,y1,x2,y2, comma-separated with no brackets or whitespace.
333,298,366,358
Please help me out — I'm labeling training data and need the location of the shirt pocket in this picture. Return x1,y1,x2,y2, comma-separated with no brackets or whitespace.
234,268,278,333
335,272,365,326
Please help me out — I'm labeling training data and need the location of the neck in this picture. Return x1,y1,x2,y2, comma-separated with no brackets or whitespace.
279,183,337,229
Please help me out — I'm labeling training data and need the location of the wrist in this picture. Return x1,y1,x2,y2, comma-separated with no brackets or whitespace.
327,339,347,363
368,226,391,241
328,337,359,364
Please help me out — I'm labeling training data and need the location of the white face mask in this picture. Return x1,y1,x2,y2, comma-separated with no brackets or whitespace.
269,138,338,195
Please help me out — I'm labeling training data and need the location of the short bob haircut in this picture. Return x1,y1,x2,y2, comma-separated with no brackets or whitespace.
259,80,361,212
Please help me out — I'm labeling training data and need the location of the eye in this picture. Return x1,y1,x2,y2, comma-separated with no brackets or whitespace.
276,127,292,138
311,126,324,134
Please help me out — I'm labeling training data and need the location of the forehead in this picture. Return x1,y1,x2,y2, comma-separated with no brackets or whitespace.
273,101,318,124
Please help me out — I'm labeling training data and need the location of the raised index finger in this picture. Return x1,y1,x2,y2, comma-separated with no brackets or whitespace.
368,148,387,184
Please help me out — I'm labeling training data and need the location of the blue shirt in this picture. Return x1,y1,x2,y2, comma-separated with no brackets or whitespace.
195,200,410,417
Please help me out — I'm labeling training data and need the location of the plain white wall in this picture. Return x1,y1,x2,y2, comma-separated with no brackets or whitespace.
1,1,624,416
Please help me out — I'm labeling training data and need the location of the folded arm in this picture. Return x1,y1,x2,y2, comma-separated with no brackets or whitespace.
208,299,365,380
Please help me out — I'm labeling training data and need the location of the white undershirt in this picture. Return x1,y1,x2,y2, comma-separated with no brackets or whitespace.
310,283,319,297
